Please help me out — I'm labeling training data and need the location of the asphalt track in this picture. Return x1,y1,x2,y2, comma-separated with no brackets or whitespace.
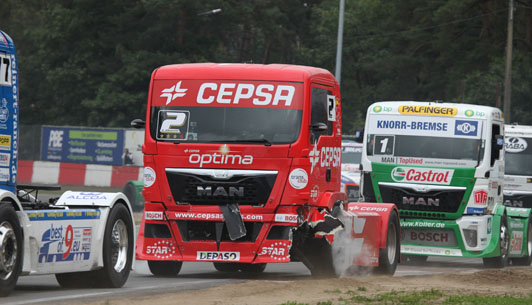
4,256,487,305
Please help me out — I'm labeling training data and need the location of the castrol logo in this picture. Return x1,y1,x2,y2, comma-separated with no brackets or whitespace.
391,167,453,185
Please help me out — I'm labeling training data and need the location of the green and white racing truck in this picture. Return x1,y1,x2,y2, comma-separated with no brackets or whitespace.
360,101,532,267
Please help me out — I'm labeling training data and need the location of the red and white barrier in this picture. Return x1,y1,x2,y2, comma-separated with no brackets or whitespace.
19,160,143,188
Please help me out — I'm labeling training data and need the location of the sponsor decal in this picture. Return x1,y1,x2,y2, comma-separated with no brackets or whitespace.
197,251,240,261
259,241,291,261
145,211,164,221
0,135,10,150
189,145,253,168
144,167,156,187
308,145,341,174
454,120,478,136
399,105,457,117
400,221,445,228
26,210,101,220
510,220,524,229
505,137,528,153
146,240,177,259
0,167,8,182
466,207,485,214
161,81,188,105
465,109,474,117
0,153,10,167
510,231,524,255
275,214,298,223
373,105,382,113
196,83,295,106
289,168,308,189
172,212,263,221
376,120,448,131
38,224,92,263
348,206,389,212
391,167,453,185
66,192,107,200
310,185,319,202
398,157,423,165
401,245,462,256
408,231,450,243
474,190,488,205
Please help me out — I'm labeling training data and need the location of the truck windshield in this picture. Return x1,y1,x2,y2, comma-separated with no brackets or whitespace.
506,151,532,176
367,135,482,161
151,106,302,144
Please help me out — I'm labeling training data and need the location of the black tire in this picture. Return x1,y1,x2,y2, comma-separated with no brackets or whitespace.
148,260,182,277
93,203,134,287
483,213,509,268
511,218,532,266
213,262,241,272
0,204,23,297
56,203,134,288
239,263,267,273
402,255,428,264
374,210,400,275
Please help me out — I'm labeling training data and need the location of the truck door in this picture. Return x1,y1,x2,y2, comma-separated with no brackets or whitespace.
309,84,341,194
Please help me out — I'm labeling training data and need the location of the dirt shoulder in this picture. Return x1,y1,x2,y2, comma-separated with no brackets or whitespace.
79,267,532,305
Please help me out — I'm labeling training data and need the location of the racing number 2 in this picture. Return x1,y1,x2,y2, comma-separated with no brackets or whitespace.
0,54,11,86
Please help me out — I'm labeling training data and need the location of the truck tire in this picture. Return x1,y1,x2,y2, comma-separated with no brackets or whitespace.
56,203,134,288
0,204,23,297
511,218,532,266
483,213,509,268
92,203,134,287
148,261,182,276
373,210,400,275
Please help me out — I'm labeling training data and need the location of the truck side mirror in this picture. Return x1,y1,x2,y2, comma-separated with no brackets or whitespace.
131,119,145,129
310,123,328,132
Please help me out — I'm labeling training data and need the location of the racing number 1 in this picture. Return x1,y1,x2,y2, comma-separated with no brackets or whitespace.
374,135,394,155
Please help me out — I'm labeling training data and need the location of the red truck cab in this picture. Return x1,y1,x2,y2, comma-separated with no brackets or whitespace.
135,63,399,276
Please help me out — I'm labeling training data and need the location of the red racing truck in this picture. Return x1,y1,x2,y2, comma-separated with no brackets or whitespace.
134,63,400,276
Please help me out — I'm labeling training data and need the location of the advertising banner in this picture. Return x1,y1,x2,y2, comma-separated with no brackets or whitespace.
41,126,124,165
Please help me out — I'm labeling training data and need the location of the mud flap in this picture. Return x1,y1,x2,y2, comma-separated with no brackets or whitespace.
220,203,247,240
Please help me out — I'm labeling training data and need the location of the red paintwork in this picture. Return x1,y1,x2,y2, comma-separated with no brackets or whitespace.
135,64,396,267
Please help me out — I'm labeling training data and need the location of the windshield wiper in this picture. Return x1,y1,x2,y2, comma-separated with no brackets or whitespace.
218,138,272,146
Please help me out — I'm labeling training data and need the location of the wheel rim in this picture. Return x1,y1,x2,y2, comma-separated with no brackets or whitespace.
110,219,128,272
0,221,17,280
500,220,509,258
386,222,397,265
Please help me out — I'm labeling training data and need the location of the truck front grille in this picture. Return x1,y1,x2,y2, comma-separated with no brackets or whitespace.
380,184,464,214
166,169,277,205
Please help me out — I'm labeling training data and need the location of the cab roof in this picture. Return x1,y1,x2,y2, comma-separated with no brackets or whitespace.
368,101,503,121
0,30,15,53
152,63,336,83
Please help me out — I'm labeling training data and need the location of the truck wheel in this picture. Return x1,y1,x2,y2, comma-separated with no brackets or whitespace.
239,263,267,273
92,203,134,287
483,214,509,268
373,210,400,275
511,218,532,266
148,261,182,276
0,204,23,297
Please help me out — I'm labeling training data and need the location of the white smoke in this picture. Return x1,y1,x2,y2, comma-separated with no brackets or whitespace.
331,209,374,277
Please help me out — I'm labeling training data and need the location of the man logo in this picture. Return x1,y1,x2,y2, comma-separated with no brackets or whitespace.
197,186,244,198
